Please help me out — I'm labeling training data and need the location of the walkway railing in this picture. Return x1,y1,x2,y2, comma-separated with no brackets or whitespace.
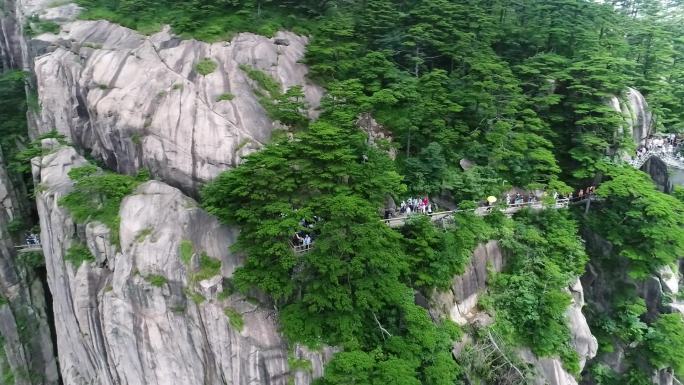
15,244,42,253
291,242,314,254
629,145,684,170
383,198,573,228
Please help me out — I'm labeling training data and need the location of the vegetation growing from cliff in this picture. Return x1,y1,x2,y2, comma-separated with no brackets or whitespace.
239,65,309,130
485,209,588,373
203,120,464,383
0,71,29,165
64,244,95,268
60,164,149,247
645,313,684,377
586,165,684,278
399,212,498,291
195,58,217,75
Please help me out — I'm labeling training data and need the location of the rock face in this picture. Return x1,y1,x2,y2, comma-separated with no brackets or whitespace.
31,18,322,193
431,241,503,325
0,146,60,385
433,241,597,385
610,87,653,145
34,142,326,385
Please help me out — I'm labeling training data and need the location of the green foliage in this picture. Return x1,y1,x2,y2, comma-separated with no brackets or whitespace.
184,288,205,304
202,101,459,382
25,16,60,36
400,212,496,290
76,0,317,42
146,274,167,287
288,354,312,373
240,64,281,96
217,278,235,300
179,240,193,265
240,64,308,130
589,296,648,350
490,209,587,372
59,164,148,248
0,334,14,385
588,165,684,277
16,251,44,270
135,227,153,242
224,307,244,331
216,93,235,102
79,1,684,383
64,244,95,267
11,130,68,175
6,218,26,235
645,313,684,376
202,120,403,302
0,70,35,196
195,58,218,75
194,253,222,282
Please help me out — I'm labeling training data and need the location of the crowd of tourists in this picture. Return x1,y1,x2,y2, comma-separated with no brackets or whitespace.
291,217,320,248
386,186,600,221
24,233,40,246
633,134,683,163
399,197,433,216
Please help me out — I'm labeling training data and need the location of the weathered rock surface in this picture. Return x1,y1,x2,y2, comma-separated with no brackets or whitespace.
610,87,653,145
34,141,326,385
31,19,322,193
431,240,503,325
0,145,59,384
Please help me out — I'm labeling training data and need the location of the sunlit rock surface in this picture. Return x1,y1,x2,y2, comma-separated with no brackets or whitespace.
34,141,326,385
32,20,322,193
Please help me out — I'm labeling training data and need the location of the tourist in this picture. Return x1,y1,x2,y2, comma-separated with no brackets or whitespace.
304,235,312,246
293,233,303,246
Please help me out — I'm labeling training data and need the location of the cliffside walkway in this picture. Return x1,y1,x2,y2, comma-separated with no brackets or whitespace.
293,198,585,253
629,148,684,170
15,244,42,253
383,198,573,228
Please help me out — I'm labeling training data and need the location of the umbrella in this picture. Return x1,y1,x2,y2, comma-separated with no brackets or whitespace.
487,196,497,204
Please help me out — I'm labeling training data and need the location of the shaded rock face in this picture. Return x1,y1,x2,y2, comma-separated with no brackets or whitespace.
32,19,322,193
431,240,503,325
642,156,675,192
0,2,61,380
0,0,24,71
0,146,60,385
610,87,653,145
34,142,326,385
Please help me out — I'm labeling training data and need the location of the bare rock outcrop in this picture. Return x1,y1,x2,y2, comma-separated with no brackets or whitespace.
609,87,653,145
431,240,503,325
34,141,326,385
31,19,322,193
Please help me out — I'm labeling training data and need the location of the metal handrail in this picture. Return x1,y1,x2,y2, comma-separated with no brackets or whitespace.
383,198,578,228
15,244,42,253
291,242,314,254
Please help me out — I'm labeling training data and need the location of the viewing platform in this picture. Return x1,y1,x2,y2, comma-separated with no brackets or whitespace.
629,148,684,170
291,242,315,254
